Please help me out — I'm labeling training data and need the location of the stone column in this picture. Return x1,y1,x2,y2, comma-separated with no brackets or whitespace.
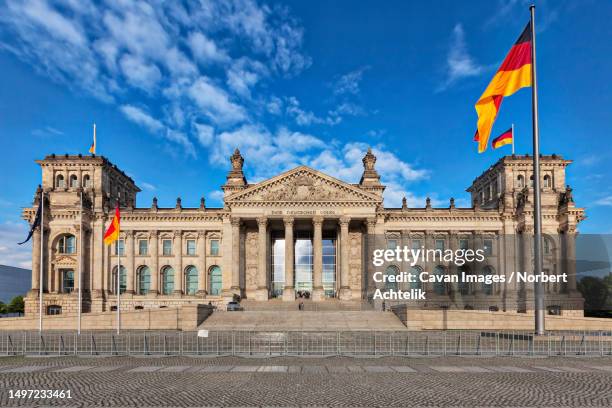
339,216,352,300
565,230,578,292
54,264,61,293
197,230,207,295
150,231,159,295
125,230,135,294
173,230,183,295
312,216,325,301
282,216,295,301
256,217,268,301
231,218,241,294
366,218,377,296
92,218,105,297
31,227,41,292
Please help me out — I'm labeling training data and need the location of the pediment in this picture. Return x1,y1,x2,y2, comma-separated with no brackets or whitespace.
52,255,77,268
226,166,381,205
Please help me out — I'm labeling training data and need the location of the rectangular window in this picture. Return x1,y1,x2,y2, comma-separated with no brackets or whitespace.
162,239,172,256
459,239,469,250
115,239,125,256
435,239,445,251
387,239,398,249
270,233,285,298
210,239,220,256
483,239,493,256
412,239,422,250
138,240,148,256
186,239,196,255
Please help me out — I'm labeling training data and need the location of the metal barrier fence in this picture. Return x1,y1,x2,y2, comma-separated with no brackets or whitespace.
1,330,611,357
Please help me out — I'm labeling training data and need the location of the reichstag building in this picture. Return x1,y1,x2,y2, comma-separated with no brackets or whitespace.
23,148,585,316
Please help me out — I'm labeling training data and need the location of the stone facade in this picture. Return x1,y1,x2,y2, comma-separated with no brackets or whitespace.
22,150,585,317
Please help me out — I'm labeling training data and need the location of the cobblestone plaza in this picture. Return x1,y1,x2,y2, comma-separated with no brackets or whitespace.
1,355,611,407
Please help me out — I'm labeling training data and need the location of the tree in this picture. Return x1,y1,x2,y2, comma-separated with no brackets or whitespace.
577,276,609,315
7,296,24,315
0,301,7,315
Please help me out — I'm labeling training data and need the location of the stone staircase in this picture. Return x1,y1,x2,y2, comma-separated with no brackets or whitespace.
199,300,406,331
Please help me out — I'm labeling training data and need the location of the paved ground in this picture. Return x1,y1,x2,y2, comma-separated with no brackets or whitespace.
1,355,611,407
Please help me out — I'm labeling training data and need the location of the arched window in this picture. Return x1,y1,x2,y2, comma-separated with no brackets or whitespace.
543,174,551,188
433,266,446,295
56,174,65,188
481,266,494,295
61,269,74,293
409,266,422,290
517,175,524,188
47,305,62,315
69,174,78,188
83,174,91,188
58,234,76,254
137,266,151,295
530,175,534,187
185,266,198,295
162,266,174,295
209,266,221,295
112,265,127,294
543,236,554,255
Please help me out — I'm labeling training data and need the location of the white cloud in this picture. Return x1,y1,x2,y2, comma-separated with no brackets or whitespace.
0,221,32,269
437,24,484,92
188,32,229,64
0,0,311,155
140,182,157,191
31,126,64,137
194,123,215,146
595,196,612,207
119,54,161,92
188,77,247,125
207,190,225,206
333,66,368,95
119,105,164,133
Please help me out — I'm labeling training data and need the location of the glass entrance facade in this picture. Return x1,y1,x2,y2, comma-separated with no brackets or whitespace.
294,231,313,293
271,233,285,298
322,233,336,297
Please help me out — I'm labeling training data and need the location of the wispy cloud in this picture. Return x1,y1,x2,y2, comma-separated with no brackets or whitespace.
0,221,31,269
437,24,485,92
0,0,311,154
31,126,64,137
594,196,612,207
332,66,369,95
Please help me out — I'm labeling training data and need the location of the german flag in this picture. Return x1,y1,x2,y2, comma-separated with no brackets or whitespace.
103,204,120,245
491,127,513,149
475,22,532,153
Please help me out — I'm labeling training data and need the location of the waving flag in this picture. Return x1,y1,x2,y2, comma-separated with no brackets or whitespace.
475,22,532,153
18,201,41,245
103,204,120,245
89,123,96,154
492,127,514,149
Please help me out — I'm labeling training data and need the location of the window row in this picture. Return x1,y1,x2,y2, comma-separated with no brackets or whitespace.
114,238,220,256
516,174,553,189
106,265,222,296
55,174,92,189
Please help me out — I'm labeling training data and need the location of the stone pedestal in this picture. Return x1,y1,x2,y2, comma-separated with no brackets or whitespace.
282,288,295,302
311,288,325,302
339,287,352,301
255,287,269,301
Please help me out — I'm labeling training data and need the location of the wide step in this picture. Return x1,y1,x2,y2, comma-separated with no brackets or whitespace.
199,311,407,331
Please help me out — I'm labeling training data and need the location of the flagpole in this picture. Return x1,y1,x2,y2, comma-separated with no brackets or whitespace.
116,249,121,334
511,123,515,155
116,194,121,335
39,190,44,333
77,190,83,334
530,5,545,335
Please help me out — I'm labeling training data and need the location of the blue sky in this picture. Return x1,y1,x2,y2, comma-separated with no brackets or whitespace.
0,0,611,269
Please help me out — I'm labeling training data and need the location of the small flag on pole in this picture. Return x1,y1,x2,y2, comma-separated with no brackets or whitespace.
89,123,96,155
474,22,532,153
491,127,513,149
104,204,120,245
